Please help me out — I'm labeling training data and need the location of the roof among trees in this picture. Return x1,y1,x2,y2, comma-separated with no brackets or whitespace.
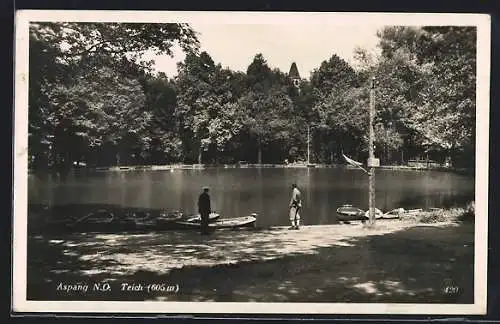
289,62,300,79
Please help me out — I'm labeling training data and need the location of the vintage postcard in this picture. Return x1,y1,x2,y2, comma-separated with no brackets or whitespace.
13,10,490,315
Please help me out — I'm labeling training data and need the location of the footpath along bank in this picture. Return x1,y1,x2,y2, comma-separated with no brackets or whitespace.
27,207,474,303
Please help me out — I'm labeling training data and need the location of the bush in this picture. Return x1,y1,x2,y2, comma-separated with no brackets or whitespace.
458,201,475,222
417,201,475,224
418,210,449,223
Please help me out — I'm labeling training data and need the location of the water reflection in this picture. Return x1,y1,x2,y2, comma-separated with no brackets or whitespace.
28,168,475,227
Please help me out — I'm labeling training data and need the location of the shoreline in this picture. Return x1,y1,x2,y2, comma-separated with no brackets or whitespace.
28,163,473,174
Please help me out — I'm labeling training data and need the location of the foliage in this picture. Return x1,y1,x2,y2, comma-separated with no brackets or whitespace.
458,201,475,222
30,22,199,69
417,202,475,224
29,21,199,168
28,23,476,169
412,27,476,167
237,54,297,163
308,54,366,161
354,26,476,166
175,52,247,163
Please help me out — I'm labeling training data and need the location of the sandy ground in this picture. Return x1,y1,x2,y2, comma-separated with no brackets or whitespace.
27,219,474,303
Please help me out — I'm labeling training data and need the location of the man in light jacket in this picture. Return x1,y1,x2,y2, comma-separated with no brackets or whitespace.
289,183,302,230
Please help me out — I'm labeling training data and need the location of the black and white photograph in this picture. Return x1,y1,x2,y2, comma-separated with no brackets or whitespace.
13,11,490,315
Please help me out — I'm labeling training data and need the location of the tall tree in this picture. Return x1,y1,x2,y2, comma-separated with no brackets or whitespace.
29,22,199,169
309,54,362,162
243,54,274,163
175,51,216,163
49,65,150,166
143,74,182,163
240,54,295,163
359,25,476,166
412,26,476,167
175,53,246,164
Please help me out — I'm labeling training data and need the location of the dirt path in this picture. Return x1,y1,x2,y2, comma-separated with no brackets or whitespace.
27,220,474,303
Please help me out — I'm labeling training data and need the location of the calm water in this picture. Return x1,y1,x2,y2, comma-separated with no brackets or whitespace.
28,167,475,227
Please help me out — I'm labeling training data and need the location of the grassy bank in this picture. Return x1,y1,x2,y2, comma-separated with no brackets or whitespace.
27,206,475,303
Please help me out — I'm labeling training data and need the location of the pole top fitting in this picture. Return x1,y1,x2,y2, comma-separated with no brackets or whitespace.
371,76,376,89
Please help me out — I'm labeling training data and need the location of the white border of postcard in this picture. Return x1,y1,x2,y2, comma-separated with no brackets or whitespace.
13,10,490,315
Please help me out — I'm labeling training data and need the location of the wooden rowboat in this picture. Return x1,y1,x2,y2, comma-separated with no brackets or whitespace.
156,211,184,228
175,214,257,230
382,208,423,219
364,208,384,219
124,211,157,228
183,212,220,223
121,210,184,230
336,205,368,222
69,210,116,231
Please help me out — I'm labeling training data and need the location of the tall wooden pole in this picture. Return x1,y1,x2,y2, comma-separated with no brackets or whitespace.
307,125,310,164
368,77,376,226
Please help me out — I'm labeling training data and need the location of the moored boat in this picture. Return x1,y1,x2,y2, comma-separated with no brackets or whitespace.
364,208,384,219
175,214,257,230
382,208,423,219
156,210,184,229
116,210,184,231
336,204,368,222
183,212,220,223
123,211,157,229
70,209,115,231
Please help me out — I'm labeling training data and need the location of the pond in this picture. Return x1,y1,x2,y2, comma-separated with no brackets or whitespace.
27,167,475,227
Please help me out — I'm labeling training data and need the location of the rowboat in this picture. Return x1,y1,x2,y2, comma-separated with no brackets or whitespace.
174,214,257,230
123,211,157,228
337,204,424,223
183,212,220,223
364,208,384,219
336,205,368,222
382,208,423,219
70,210,115,231
155,211,184,228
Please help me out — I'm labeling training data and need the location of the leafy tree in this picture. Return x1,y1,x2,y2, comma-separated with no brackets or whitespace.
30,22,199,69
354,26,476,167
29,22,199,169
142,75,182,163
413,27,476,167
49,66,150,166
310,54,360,94
174,51,215,163
28,32,72,168
238,87,295,163
309,54,362,162
175,52,246,164
372,45,433,163
239,54,297,163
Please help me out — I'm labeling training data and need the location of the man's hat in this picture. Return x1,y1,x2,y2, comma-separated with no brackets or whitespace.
203,186,210,190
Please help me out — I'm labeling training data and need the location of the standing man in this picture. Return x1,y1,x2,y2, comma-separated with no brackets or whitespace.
289,183,302,230
198,186,211,235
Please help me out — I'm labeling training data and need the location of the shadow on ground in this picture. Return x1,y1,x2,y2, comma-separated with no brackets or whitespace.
26,217,474,303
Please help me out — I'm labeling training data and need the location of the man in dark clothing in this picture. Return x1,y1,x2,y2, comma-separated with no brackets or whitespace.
198,186,211,235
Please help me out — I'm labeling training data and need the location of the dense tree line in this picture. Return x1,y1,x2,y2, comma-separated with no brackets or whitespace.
28,23,476,170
